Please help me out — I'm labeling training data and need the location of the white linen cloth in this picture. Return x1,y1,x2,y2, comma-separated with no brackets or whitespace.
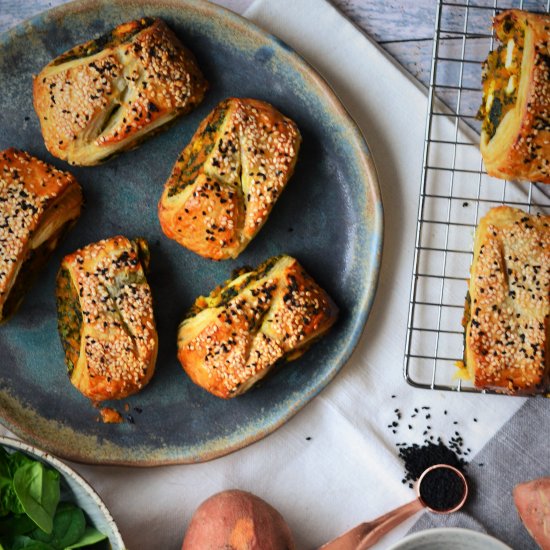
0,0,528,548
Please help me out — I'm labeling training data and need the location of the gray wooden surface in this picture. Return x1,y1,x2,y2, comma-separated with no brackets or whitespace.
0,0,437,89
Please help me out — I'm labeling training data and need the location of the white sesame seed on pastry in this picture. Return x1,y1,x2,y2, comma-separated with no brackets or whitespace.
464,207,550,394
177,255,338,399
479,10,550,183
0,148,82,322
56,236,158,402
33,18,208,166
158,98,301,260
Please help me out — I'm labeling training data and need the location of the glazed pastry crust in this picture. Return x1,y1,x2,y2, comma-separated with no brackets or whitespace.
0,148,82,322
56,236,158,401
158,98,301,260
177,255,338,398
33,18,208,166
480,10,550,183
465,207,550,394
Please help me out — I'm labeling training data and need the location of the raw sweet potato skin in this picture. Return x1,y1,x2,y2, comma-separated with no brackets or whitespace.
514,477,550,549
182,489,296,550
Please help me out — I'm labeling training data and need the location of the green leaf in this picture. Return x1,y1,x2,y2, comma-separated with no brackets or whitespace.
0,452,24,517
7,453,35,477
0,475,23,517
9,535,56,549
53,504,85,548
32,503,85,548
0,514,35,536
13,463,60,534
64,527,108,549
0,448,10,465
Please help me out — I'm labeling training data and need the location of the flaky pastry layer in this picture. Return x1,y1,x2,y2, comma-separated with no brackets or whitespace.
177,255,338,398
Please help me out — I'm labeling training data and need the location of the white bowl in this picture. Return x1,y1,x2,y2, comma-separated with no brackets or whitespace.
0,435,125,550
387,527,513,550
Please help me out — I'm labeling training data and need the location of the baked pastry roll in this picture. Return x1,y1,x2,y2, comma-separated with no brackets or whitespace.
177,255,338,398
478,10,550,183
0,148,82,322
33,17,208,166
462,207,549,394
158,98,301,260
56,236,157,402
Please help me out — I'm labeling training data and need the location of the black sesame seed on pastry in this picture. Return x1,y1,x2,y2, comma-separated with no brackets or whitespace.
0,148,83,323
478,10,550,183
33,18,208,166
462,207,549,394
56,236,158,402
177,255,338,399
158,98,301,260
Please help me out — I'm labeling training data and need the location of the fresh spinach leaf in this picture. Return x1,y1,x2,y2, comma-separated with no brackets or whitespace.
0,513,35,536
0,448,108,550
13,463,60,534
31,503,85,548
64,527,108,549
0,473,22,516
0,451,24,516
0,448,9,465
7,453,35,477
9,535,56,549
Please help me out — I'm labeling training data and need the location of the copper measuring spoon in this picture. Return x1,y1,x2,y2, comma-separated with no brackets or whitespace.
318,464,468,550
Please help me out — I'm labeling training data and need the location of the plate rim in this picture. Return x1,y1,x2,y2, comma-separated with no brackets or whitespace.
386,527,513,550
0,0,384,466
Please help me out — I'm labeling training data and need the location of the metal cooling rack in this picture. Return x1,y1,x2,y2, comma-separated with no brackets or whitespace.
404,0,550,393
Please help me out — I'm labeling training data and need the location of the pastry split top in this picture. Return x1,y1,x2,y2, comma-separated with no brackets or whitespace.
177,255,338,398
465,206,549,394
0,148,82,321
57,236,157,401
158,98,301,260
33,18,208,165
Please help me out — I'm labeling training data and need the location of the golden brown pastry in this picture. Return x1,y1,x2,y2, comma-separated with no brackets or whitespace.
177,255,338,398
478,10,550,183
158,98,301,260
0,148,82,322
33,18,208,166
462,206,549,394
56,236,157,402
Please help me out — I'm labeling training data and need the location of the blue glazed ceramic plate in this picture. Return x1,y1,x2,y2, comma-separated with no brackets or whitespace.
0,0,383,465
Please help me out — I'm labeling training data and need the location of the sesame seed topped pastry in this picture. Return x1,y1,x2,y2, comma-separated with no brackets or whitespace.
177,255,338,399
478,10,550,183
56,236,158,402
158,98,301,260
33,17,208,166
0,148,82,322
462,207,549,394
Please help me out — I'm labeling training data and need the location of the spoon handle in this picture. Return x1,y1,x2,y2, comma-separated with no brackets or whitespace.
318,499,424,550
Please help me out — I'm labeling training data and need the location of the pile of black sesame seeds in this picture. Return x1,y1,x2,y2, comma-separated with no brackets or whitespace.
388,395,479,488
398,441,467,488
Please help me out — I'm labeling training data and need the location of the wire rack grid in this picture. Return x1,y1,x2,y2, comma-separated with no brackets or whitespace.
404,0,550,393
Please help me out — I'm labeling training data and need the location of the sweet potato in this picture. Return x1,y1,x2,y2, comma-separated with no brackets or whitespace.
182,489,296,550
514,477,550,549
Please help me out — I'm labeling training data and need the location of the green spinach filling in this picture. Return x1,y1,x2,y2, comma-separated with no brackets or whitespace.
55,267,82,376
186,255,281,319
461,290,471,368
477,16,524,139
167,104,229,197
52,17,154,66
